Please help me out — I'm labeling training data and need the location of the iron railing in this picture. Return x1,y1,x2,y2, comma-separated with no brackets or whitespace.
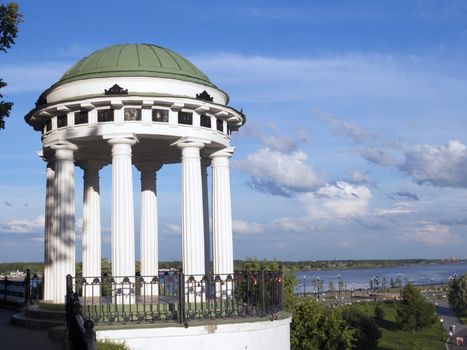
66,268,284,327
0,269,42,307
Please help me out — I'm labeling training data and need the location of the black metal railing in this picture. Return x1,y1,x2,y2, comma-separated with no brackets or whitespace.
66,268,284,327
66,275,96,350
0,270,43,307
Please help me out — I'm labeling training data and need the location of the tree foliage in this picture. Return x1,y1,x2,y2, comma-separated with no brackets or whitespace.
396,284,436,333
0,2,22,129
448,274,467,313
342,307,381,350
374,305,385,324
289,299,354,350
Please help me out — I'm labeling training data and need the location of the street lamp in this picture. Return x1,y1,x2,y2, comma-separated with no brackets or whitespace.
317,276,321,300
303,275,306,296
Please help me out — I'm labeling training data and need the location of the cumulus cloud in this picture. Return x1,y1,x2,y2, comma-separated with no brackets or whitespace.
4,201,12,207
344,171,370,185
300,181,372,219
400,140,467,188
233,219,265,234
388,191,420,201
0,215,44,234
235,147,323,196
400,222,459,246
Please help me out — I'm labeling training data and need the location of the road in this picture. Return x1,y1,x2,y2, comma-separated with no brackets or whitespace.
432,299,467,349
0,307,62,350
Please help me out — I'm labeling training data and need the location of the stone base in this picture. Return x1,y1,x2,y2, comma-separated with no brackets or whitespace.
96,316,291,350
10,304,65,330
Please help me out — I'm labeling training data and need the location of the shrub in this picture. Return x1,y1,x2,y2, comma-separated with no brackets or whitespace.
96,339,130,350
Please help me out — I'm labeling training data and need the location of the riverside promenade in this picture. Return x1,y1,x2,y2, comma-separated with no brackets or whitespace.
0,308,61,349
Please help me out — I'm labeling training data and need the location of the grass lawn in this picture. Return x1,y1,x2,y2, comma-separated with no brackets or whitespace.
353,301,446,350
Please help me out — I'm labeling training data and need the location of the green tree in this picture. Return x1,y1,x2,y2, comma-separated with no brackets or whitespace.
342,307,381,350
448,274,467,313
396,284,437,333
290,299,354,350
0,2,22,129
374,305,385,324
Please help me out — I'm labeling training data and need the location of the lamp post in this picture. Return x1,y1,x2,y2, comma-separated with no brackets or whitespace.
317,276,321,300
303,275,306,297
440,318,444,343
337,274,343,295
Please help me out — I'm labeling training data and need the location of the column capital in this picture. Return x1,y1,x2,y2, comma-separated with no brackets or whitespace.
135,162,163,173
172,136,210,150
107,134,138,146
50,142,78,161
210,147,235,160
77,160,106,172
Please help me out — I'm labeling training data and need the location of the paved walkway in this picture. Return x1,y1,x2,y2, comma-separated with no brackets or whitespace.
432,299,467,349
0,307,62,350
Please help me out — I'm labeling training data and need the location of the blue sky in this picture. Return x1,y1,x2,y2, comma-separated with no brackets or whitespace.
1,0,467,262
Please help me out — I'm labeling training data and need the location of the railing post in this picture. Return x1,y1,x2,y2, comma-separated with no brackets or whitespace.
4,276,8,303
25,269,31,306
178,269,185,324
65,274,73,334
83,319,96,349
245,268,250,315
279,264,284,310
260,268,265,317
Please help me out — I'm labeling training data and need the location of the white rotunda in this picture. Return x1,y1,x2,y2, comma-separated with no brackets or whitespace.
25,43,244,304
24,43,290,350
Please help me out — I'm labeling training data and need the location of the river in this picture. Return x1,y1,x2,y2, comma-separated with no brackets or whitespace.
294,262,467,293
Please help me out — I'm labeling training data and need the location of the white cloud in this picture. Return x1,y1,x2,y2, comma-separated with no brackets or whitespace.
375,207,414,216
192,53,467,104
1,62,72,93
401,140,467,188
300,181,372,219
165,223,181,235
0,215,44,234
400,222,459,246
233,219,265,234
317,111,371,145
235,147,323,195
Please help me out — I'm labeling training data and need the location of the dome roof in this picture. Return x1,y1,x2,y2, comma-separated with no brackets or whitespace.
58,43,214,87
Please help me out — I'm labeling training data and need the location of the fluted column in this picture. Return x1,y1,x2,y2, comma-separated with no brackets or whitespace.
201,160,211,274
136,162,162,296
210,147,235,276
50,143,77,303
81,161,104,297
43,160,55,302
108,138,137,283
176,140,206,277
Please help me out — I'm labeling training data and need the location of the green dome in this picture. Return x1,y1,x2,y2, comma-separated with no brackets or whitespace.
58,44,214,87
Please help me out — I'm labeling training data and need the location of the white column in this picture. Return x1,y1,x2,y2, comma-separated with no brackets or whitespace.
50,143,77,304
201,160,211,275
136,162,162,296
177,141,206,277
81,161,104,298
43,160,55,302
108,138,137,283
210,147,235,276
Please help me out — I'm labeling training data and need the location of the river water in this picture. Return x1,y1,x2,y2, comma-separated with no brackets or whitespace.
294,262,467,292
